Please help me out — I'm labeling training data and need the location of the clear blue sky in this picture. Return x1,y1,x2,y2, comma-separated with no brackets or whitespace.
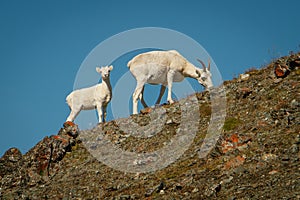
0,0,299,156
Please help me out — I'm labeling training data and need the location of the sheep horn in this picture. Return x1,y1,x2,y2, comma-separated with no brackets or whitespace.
197,58,206,72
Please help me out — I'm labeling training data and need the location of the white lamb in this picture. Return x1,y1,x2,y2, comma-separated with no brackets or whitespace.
66,65,113,123
128,50,213,114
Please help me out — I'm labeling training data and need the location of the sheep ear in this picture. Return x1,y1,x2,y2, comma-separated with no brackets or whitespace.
196,69,201,77
109,65,113,71
96,67,102,74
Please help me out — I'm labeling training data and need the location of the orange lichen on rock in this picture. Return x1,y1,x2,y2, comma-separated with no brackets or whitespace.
224,155,245,170
64,121,76,127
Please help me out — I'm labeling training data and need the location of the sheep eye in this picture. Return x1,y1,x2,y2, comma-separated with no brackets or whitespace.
201,77,207,81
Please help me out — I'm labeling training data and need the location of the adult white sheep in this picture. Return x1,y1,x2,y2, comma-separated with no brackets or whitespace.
128,50,213,114
66,65,113,123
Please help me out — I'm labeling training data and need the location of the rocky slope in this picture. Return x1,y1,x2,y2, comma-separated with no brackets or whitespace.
1,52,299,199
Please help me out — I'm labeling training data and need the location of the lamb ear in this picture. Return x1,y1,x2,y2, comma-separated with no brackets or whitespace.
96,67,102,74
109,65,113,71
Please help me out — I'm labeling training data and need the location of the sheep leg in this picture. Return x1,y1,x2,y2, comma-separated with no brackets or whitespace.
132,82,145,114
155,85,166,105
140,86,149,108
167,71,175,104
66,106,81,122
96,103,103,123
103,105,107,123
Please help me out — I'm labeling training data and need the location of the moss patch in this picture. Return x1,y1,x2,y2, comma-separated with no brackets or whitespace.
223,117,241,131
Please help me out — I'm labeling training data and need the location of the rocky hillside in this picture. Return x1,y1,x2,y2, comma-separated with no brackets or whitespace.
1,52,300,199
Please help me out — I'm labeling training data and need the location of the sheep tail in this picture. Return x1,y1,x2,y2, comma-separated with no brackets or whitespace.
66,94,73,107
127,60,133,68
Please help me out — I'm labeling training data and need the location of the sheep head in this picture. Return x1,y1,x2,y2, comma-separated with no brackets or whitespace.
196,59,213,90
96,65,113,79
